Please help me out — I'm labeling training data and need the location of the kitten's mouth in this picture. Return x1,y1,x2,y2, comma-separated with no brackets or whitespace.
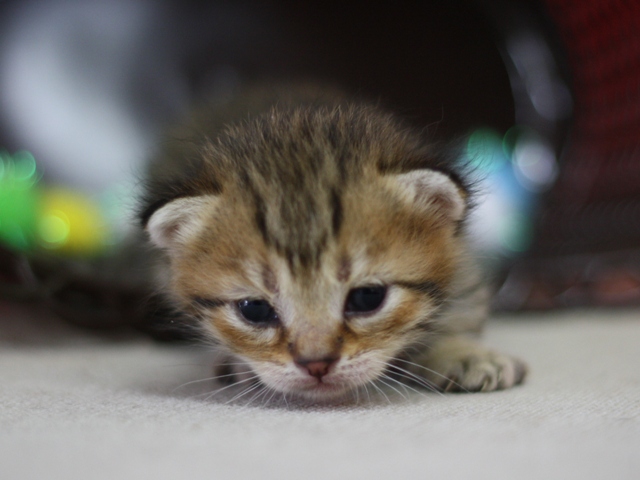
254,360,384,400
288,376,356,399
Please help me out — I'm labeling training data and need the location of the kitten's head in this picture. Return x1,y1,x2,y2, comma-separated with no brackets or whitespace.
142,105,469,400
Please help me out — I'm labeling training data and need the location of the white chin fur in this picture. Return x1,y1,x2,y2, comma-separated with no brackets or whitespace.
254,357,387,401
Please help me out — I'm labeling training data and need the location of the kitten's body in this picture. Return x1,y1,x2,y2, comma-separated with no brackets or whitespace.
141,84,526,400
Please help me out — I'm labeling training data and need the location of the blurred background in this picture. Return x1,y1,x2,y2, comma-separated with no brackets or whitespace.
1,0,639,336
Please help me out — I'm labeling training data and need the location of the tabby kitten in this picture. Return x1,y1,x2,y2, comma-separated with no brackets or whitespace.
140,84,526,401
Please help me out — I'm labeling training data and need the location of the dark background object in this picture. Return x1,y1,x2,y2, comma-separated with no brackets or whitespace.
0,0,515,154
183,0,516,137
495,0,640,310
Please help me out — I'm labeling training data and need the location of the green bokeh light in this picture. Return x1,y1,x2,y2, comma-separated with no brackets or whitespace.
465,128,507,173
502,126,525,158
12,151,38,182
0,221,30,251
0,150,40,251
499,212,533,253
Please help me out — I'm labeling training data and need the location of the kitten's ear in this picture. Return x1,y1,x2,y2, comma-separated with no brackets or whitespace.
145,196,217,250
390,170,467,223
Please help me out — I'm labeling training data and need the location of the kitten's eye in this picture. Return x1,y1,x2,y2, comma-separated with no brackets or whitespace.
237,299,279,326
344,286,387,316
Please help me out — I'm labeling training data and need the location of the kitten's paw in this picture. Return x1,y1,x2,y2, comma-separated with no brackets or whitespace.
434,350,527,392
408,337,527,393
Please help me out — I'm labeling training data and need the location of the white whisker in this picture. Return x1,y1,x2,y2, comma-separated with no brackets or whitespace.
266,386,281,405
245,385,270,407
353,383,360,404
388,367,444,397
368,358,446,396
379,371,427,398
370,381,391,404
172,370,254,392
380,361,445,396
362,383,372,403
198,374,260,401
214,362,254,367
393,357,469,393
225,381,264,404
377,376,408,400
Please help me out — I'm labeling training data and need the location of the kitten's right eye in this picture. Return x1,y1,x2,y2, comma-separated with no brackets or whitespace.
237,299,279,326
344,286,387,316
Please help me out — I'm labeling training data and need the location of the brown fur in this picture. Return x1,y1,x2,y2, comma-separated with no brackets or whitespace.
141,84,526,400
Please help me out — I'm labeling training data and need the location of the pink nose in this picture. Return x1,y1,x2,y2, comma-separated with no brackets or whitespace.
295,357,338,379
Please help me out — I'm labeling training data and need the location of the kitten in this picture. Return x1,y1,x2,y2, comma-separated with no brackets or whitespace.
140,84,527,401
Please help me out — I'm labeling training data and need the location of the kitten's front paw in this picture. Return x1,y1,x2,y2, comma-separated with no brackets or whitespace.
408,337,527,393
434,350,527,393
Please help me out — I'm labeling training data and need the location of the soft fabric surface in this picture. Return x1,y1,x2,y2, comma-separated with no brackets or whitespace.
1,305,638,480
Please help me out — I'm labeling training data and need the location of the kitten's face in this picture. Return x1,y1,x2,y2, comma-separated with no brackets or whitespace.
144,105,468,400
150,169,465,400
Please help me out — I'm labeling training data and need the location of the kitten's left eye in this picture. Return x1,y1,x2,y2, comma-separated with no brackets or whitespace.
237,299,279,326
344,286,387,316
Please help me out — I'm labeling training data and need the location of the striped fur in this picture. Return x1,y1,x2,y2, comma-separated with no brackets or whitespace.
140,84,526,400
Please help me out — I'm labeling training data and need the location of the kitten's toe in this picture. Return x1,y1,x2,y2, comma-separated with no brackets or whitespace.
410,337,528,393
445,352,527,392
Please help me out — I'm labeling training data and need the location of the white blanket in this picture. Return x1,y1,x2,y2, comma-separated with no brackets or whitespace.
1,306,639,480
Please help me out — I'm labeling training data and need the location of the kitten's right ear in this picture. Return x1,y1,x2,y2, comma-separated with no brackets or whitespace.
144,196,217,251
389,169,467,224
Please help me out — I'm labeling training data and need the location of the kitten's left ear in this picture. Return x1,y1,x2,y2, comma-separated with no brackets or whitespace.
390,169,467,223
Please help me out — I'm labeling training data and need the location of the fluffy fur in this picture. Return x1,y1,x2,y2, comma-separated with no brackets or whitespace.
140,84,526,401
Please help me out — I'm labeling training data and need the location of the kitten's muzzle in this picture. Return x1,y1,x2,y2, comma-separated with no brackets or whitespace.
294,356,339,380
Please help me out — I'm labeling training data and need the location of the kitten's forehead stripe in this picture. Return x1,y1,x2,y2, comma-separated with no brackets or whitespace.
254,202,269,246
330,187,343,237
144,104,468,268
337,256,351,282
262,266,278,293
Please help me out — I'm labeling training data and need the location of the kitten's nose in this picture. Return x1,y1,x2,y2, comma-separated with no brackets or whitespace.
295,356,338,379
